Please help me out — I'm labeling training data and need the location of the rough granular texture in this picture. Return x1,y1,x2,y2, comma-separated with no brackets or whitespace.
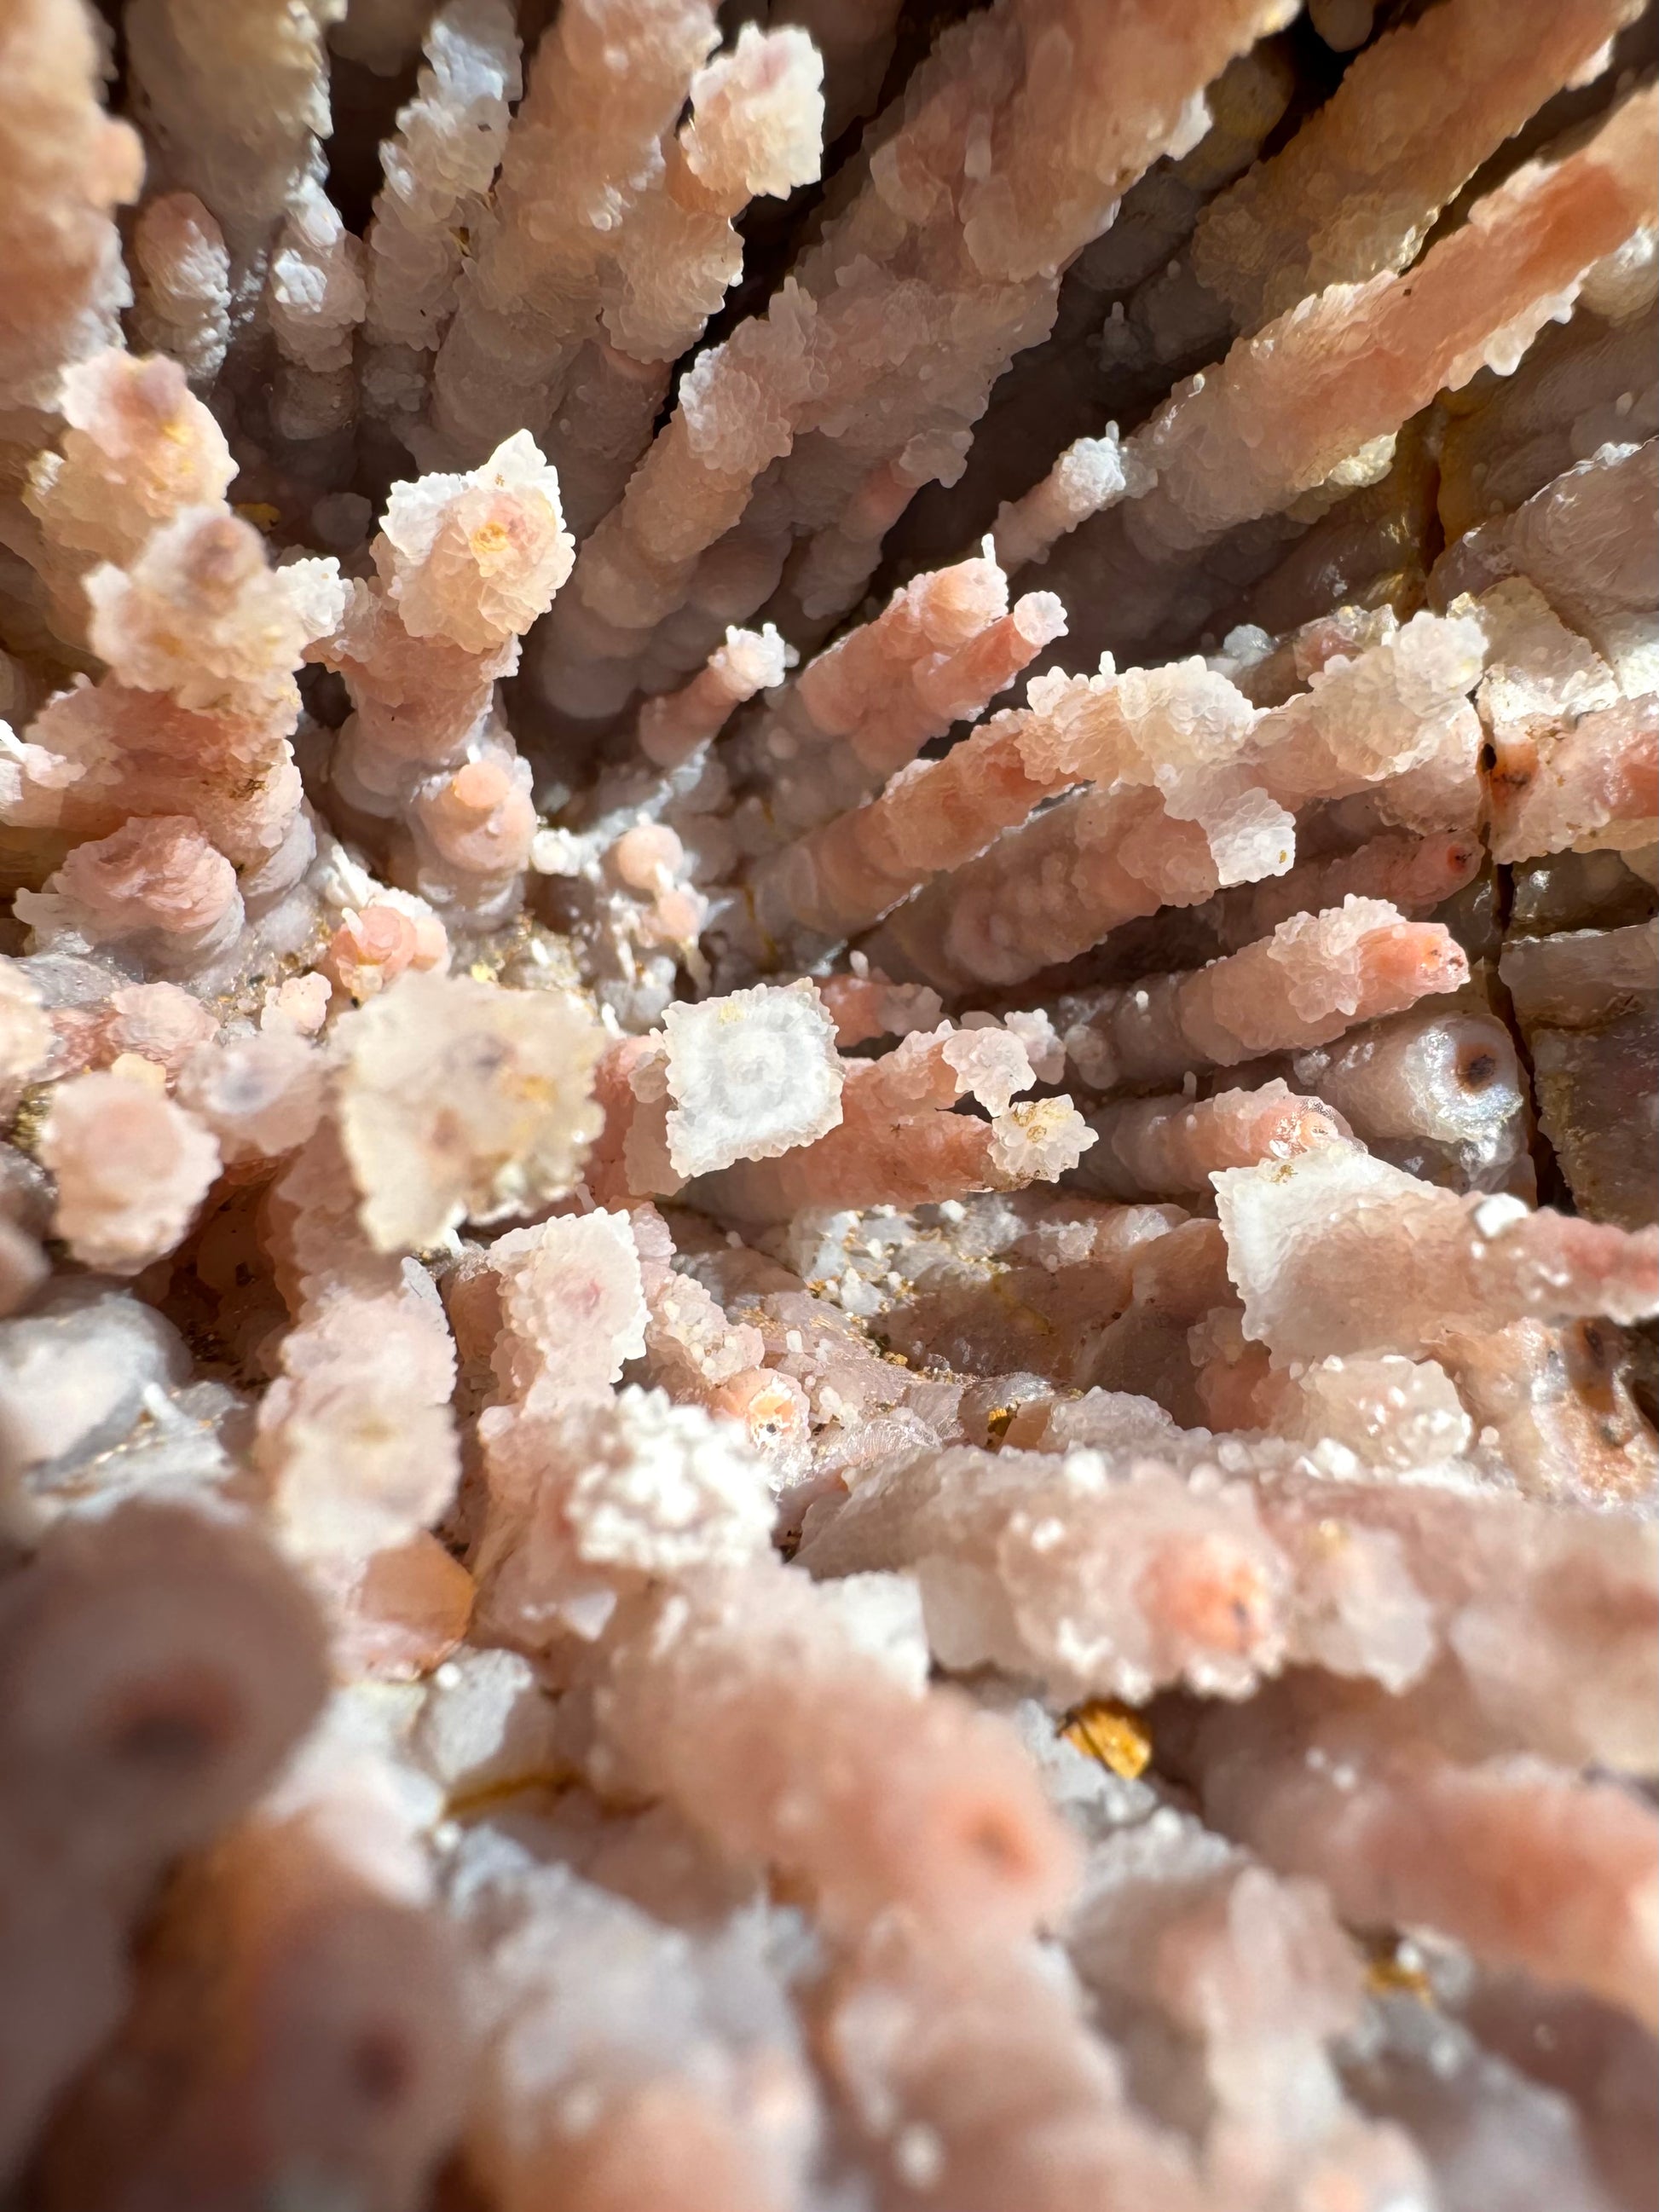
0,3,1656,2208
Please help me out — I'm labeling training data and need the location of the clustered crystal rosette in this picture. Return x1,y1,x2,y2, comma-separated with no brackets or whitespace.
0,0,1656,2206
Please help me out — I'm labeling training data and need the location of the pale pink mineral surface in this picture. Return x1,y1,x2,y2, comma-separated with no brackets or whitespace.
0,3,1656,2208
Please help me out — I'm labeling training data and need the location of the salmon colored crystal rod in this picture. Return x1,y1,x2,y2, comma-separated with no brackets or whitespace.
1061,898,1470,1094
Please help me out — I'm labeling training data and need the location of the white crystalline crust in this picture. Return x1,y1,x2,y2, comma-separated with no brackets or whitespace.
364,0,522,357
338,972,605,1250
1215,1141,1659,1359
487,1210,650,1408
662,978,843,1177
377,430,574,650
551,1387,776,1583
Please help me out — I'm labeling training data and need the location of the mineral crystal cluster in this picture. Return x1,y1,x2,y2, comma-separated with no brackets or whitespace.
0,0,1656,2204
